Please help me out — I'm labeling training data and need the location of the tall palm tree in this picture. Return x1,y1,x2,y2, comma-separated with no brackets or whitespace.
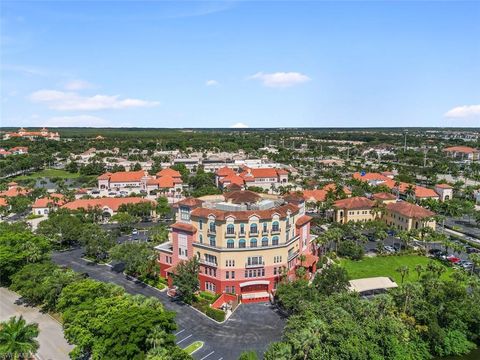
0,316,39,360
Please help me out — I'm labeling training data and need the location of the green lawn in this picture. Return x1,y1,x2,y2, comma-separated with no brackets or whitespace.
14,169,81,180
339,255,453,284
183,341,203,355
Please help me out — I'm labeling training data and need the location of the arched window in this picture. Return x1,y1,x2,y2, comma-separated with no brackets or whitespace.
227,224,235,235
262,237,268,247
250,223,258,234
250,238,257,248
272,221,279,232
272,236,279,246
239,239,246,248
227,239,234,248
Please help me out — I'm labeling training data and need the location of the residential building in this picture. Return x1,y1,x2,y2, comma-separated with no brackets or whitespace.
215,166,289,192
434,184,453,201
333,197,376,223
3,127,60,141
32,194,65,216
62,197,155,219
98,170,148,191
142,168,184,203
443,146,479,161
384,201,436,231
371,192,397,204
156,190,317,302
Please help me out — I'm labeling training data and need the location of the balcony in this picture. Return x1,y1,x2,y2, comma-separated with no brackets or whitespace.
249,231,259,237
199,258,218,267
271,228,280,235
245,261,265,268
225,231,237,238
287,250,299,262
261,229,269,235
207,229,216,236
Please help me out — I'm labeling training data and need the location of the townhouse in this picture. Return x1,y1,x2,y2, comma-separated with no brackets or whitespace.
156,190,317,302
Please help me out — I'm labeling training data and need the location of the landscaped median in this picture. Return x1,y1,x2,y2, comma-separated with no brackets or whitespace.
183,341,204,355
191,291,226,322
339,254,453,283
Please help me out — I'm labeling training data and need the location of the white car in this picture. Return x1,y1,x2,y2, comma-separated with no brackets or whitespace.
132,229,138,236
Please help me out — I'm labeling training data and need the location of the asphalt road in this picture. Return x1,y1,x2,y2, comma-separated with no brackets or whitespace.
52,249,285,360
0,288,74,360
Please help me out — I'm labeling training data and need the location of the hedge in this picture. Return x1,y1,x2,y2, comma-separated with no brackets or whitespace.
206,307,225,322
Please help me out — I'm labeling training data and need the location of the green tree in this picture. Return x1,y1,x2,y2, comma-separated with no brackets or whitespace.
79,224,115,261
0,316,39,360
110,242,156,277
312,264,349,296
238,350,258,360
172,257,200,304
111,212,140,232
36,212,84,248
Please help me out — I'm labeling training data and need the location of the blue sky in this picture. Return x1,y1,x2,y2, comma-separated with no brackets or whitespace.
1,1,479,128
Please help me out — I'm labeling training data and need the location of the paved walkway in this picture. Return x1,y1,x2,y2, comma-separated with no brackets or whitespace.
52,249,285,360
0,288,73,360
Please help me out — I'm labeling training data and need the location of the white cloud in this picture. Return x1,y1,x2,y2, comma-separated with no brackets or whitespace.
29,89,160,111
249,71,311,88
41,115,113,127
230,122,249,128
205,79,219,87
64,79,94,90
444,104,480,118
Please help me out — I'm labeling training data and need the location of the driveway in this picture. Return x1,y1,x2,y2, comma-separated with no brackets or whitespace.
52,249,285,360
0,288,74,360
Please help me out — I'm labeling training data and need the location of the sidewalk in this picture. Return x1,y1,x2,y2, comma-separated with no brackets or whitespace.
0,288,73,360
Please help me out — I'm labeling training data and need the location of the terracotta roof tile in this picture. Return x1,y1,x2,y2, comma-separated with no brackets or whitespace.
372,192,397,201
443,146,479,154
156,168,182,178
171,222,197,233
224,190,261,204
62,197,153,212
295,215,312,227
301,189,327,202
191,203,299,221
386,202,435,219
333,196,375,210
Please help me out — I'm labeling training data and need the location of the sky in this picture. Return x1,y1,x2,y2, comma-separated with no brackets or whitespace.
1,0,479,128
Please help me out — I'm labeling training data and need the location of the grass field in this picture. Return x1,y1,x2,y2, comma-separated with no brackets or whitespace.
339,255,454,284
14,169,81,180
183,341,203,355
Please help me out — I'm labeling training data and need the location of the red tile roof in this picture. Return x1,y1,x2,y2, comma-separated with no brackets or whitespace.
435,183,453,189
386,202,435,219
333,197,375,210
295,215,312,227
224,190,261,204
216,166,236,177
62,197,153,212
191,203,299,221
32,195,66,208
171,222,197,233
372,192,397,201
147,175,181,188
301,189,327,202
322,183,352,195
0,186,31,198
352,172,390,182
0,198,7,207
443,146,478,154
156,168,182,178
176,197,204,208
219,174,245,186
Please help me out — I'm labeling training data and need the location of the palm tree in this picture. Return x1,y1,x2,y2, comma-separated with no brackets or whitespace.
0,316,39,360
396,265,410,284
405,184,415,199
394,181,401,199
414,264,424,279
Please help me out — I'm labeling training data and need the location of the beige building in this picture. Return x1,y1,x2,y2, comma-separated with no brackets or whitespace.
384,201,436,231
333,197,376,223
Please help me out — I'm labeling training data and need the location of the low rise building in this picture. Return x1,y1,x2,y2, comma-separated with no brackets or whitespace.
98,170,147,191
3,127,60,141
32,194,65,216
384,201,436,231
443,146,479,161
62,197,155,219
434,184,453,201
333,197,376,223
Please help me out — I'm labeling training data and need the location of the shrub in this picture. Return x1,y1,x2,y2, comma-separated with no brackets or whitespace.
338,241,364,260
205,307,225,322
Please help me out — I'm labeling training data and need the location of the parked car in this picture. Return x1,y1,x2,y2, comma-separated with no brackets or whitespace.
132,228,138,236
384,245,395,253
447,255,461,264
466,247,480,254
108,192,117,196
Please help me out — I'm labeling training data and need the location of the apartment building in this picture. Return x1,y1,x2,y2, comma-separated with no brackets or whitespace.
215,166,289,192
384,201,436,231
3,127,60,141
333,197,376,223
443,146,479,161
98,170,147,191
156,190,317,302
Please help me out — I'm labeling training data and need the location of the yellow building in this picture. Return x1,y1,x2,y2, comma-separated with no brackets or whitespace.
384,201,436,231
333,197,376,223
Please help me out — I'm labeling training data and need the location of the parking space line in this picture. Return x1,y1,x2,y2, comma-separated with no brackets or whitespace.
177,334,192,344
200,351,215,360
174,329,185,336
217,358,223,360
